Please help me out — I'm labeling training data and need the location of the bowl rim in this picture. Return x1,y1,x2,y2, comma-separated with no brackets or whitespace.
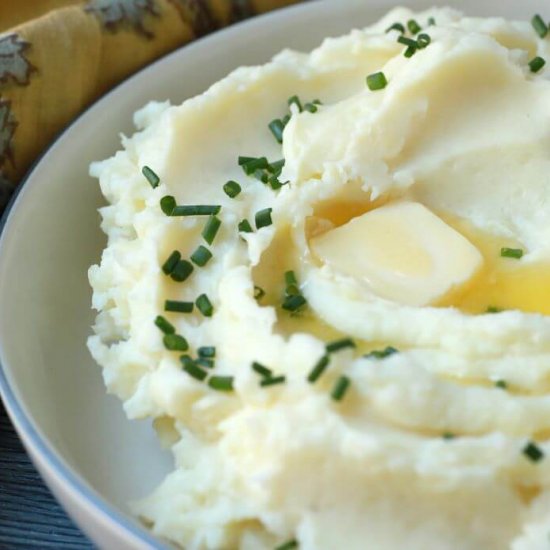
0,0,338,546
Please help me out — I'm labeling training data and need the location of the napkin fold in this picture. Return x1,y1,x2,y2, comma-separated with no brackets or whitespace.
0,0,302,209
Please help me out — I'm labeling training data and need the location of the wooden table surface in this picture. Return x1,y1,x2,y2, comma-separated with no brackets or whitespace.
0,402,93,549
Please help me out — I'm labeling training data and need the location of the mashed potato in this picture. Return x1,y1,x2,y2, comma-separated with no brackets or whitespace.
89,7,550,549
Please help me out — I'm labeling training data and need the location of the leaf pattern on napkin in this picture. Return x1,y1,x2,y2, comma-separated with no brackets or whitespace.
85,0,160,38
168,0,218,36
0,34,37,86
0,99,17,170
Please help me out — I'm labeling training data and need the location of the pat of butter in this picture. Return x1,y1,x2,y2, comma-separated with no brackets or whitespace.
310,202,483,307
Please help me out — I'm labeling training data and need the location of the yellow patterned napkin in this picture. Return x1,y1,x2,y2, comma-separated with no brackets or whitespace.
0,0,302,208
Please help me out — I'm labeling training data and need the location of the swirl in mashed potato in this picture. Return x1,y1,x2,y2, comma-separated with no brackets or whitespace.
89,7,550,549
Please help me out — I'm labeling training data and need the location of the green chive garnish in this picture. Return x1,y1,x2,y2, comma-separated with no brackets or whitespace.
495,380,508,390
202,215,222,245
182,358,208,381
397,36,417,48
238,219,253,233
252,362,272,378
386,22,405,34
428,17,436,26
532,14,548,38
269,159,285,176
442,432,455,440
260,375,286,387
160,195,176,215
282,294,307,312
326,338,356,354
529,56,546,73
142,166,160,188
162,250,181,275
239,156,269,175
269,119,286,143
486,306,502,314
407,19,422,35
417,33,431,48
165,300,194,313
254,285,265,300
198,346,216,358
155,315,175,334
190,245,213,267
254,169,269,184
366,72,388,91
180,354,195,368
208,376,234,391
171,204,221,217
196,357,214,369
404,46,416,58
275,540,298,550
331,376,351,401
163,333,188,352
304,102,318,113
364,346,398,360
501,247,524,259
288,95,303,111
285,270,298,286
269,175,285,190
307,354,330,383
196,294,214,317
223,180,242,198
255,207,273,229
523,441,545,462
170,260,194,282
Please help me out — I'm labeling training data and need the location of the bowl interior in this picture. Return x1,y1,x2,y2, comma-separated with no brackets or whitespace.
0,0,546,542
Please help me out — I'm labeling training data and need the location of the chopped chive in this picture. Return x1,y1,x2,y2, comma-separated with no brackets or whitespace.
170,260,194,282
285,270,298,287
155,315,175,334
407,19,422,35
223,180,242,199
532,14,548,38
486,306,502,314
198,346,216,358
254,285,265,300
255,207,273,229
404,46,416,58
326,338,356,354
288,95,303,112
442,432,455,440
269,175,285,190
238,219,253,233
202,215,222,245
171,204,221,217
529,56,546,73
428,17,436,26
366,72,388,91
162,250,181,275
190,245,213,267
523,441,545,462
196,294,214,317
500,247,524,259
275,540,298,550
364,346,398,360
182,359,208,381
397,36,417,48
304,102,318,113
268,159,285,176
260,375,286,387
269,119,285,143
495,380,508,390
180,354,195,369
238,156,269,175
196,357,214,369
163,333,189,352
142,166,160,188
416,33,431,48
252,361,272,378
208,376,234,391
160,195,176,215
307,354,330,383
254,169,269,184
331,376,351,401
386,22,405,34
164,300,194,313
282,294,307,312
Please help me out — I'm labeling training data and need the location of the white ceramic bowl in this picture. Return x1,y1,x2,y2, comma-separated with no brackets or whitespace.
0,0,547,548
